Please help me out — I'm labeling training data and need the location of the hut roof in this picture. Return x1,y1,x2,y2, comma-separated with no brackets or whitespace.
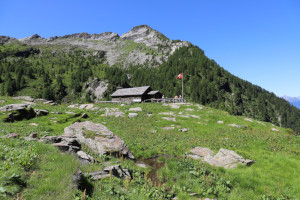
111,86,151,97
147,90,160,95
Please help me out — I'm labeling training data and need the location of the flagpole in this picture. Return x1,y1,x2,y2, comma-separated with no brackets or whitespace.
182,72,184,102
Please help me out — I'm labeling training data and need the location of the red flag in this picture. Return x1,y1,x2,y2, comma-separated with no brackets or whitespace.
177,73,183,79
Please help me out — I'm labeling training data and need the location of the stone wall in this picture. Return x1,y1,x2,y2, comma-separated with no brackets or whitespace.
112,97,142,103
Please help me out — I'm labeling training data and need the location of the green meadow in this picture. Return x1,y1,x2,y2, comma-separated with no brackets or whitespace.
0,97,299,200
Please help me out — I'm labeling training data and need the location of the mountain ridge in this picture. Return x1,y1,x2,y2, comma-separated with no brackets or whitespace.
0,25,189,67
0,25,300,134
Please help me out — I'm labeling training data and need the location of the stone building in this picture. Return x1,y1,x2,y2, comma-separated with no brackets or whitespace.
111,86,162,103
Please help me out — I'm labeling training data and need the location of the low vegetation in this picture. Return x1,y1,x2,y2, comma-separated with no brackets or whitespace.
0,97,299,199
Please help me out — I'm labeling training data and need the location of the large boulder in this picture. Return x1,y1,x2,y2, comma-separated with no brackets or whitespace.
188,147,255,169
0,104,36,122
64,121,135,159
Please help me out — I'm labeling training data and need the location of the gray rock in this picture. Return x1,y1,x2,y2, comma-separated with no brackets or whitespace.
1,133,19,138
0,104,36,122
190,147,214,157
66,111,77,116
85,165,131,180
217,121,224,124
204,148,255,169
29,123,39,126
271,128,279,131
185,108,194,112
0,100,5,104
53,143,70,152
244,118,253,122
178,128,189,132
228,124,247,129
43,100,54,104
103,165,131,179
13,96,34,102
177,115,190,118
135,161,150,168
128,107,142,112
22,101,36,105
85,79,108,101
102,108,125,117
39,134,81,153
68,104,78,108
77,150,95,163
161,117,176,121
85,170,111,180
169,104,180,109
24,132,38,141
35,109,49,116
128,113,138,118
162,127,175,130
158,111,174,115
64,121,135,159
79,104,94,110
189,147,255,169
34,98,48,103
190,115,200,119
0,104,31,112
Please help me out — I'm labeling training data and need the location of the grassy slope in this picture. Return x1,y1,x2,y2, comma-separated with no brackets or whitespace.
0,96,299,199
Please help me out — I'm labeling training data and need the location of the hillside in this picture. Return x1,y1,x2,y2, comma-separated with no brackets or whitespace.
0,25,300,134
0,97,299,199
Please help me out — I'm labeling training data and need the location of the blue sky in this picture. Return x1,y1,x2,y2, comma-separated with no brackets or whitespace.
1,0,299,97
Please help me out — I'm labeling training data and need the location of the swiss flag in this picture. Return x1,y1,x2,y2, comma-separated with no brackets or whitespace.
177,73,183,79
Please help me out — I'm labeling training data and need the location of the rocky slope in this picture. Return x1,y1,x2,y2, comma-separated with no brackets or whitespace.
1,25,190,67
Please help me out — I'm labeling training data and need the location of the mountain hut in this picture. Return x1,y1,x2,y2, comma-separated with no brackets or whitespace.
111,86,162,103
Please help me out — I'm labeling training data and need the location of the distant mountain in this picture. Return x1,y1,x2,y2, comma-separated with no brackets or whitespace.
282,96,300,109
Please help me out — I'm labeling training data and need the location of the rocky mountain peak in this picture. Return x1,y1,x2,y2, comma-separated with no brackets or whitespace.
121,25,169,47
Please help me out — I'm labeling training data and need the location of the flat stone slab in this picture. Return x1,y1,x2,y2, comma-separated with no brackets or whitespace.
162,127,175,130
128,107,142,112
178,128,189,132
190,115,200,119
244,118,253,122
228,124,247,129
185,108,194,111
13,96,34,102
161,117,176,121
189,147,255,169
128,113,138,118
158,112,175,116
0,104,31,112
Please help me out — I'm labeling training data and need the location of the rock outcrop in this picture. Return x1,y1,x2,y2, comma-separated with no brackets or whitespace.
84,78,108,101
64,121,135,159
188,147,255,169
0,104,36,122
84,165,131,180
